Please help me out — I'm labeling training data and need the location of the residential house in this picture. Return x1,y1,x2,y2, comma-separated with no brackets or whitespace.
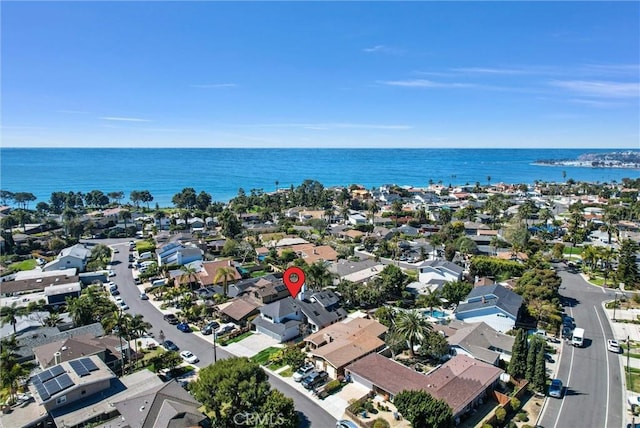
252,297,303,342
156,242,203,266
297,290,348,333
13,322,105,364
0,311,73,337
347,212,368,226
345,353,504,423
278,243,338,265
0,271,79,297
218,297,260,325
454,284,523,333
305,317,387,379
434,320,514,365
43,281,82,306
329,259,381,284
417,260,464,284
42,244,91,272
33,333,132,373
198,260,243,294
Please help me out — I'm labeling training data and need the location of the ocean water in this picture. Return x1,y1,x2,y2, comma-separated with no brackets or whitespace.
1,148,638,207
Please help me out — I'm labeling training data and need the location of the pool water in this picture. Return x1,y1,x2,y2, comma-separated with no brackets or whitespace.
424,310,447,319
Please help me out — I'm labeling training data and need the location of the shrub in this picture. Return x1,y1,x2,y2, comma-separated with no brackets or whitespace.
324,379,341,394
482,424,493,428
495,407,507,424
517,411,529,422
510,397,521,411
372,417,390,428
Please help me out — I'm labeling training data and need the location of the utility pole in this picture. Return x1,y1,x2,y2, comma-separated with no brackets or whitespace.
613,291,619,321
628,335,631,381
213,330,218,363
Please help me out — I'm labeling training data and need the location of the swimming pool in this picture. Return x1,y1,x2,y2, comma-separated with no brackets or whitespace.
423,309,447,319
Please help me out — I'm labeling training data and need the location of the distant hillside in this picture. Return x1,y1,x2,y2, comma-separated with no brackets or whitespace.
535,151,640,169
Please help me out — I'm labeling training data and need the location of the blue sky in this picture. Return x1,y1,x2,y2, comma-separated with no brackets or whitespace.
2,1,639,148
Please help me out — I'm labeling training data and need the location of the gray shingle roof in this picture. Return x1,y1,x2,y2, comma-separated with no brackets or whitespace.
252,316,301,335
15,323,105,362
259,297,300,320
454,284,523,319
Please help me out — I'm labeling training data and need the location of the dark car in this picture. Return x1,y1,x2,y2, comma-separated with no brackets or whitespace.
110,289,120,296
201,321,221,335
177,322,191,333
301,370,328,390
548,378,563,398
162,340,179,351
163,314,179,325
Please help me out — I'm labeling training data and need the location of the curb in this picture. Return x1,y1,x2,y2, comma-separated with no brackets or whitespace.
534,330,564,426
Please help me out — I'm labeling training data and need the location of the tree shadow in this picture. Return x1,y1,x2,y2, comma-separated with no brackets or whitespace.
297,411,311,428
559,296,579,308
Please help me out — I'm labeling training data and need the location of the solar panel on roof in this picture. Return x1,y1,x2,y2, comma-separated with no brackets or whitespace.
50,365,65,377
43,378,61,396
35,370,53,384
80,357,99,372
69,359,89,376
34,383,50,401
56,373,74,391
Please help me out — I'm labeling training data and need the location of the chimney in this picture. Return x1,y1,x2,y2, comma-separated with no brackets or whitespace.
54,351,62,365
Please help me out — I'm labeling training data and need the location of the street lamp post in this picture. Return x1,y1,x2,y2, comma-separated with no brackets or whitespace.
613,291,619,321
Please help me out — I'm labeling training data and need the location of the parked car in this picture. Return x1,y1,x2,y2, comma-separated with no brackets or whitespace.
115,296,124,304
201,321,221,335
113,248,119,254
607,339,621,353
301,370,328,390
180,350,199,364
110,289,120,296
118,301,129,311
162,340,179,351
109,283,118,291
177,322,191,333
548,378,563,398
139,293,149,300
214,323,236,338
163,314,179,325
336,421,358,428
293,363,315,382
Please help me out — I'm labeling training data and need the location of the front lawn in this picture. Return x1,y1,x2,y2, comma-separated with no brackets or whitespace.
627,367,640,393
250,347,282,365
221,331,253,345
280,367,294,377
9,259,37,272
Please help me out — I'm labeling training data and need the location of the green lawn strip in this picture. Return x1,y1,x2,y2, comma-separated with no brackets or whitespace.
250,347,282,365
626,367,640,393
9,259,37,271
280,367,294,377
225,331,253,344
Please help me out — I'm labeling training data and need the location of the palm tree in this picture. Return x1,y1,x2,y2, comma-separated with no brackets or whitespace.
179,264,201,290
44,312,63,327
368,201,380,225
129,314,151,368
416,288,443,315
395,311,432,357
304,261,335,291
0,303,23,335
120,210,132,231
214,266,237,297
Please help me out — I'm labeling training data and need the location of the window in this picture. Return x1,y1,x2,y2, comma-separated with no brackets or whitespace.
56,395,67,405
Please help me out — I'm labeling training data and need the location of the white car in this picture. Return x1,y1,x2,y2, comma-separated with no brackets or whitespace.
114,296,124,303
180,350,199,364
108,270,116,277
118,301,129,310
607,339,620,353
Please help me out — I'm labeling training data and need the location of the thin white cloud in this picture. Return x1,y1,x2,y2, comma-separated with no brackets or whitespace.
362,45,403,55
451,67,529,75
100,116,152,122
190,83,238,89
248,122,412,130
568,98,627,108
549,80,640,98
380,79,476,88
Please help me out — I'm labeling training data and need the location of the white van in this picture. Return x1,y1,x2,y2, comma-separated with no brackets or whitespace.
151,279,167,287
572,327,585,347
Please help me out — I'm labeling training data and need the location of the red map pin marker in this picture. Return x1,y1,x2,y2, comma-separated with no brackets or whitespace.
283,266,305,299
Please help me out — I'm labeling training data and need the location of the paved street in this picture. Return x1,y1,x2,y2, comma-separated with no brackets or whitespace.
89,239,338,428
538,264,625,428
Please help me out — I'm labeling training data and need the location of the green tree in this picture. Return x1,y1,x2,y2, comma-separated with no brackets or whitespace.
220,209,243,238
416,288,443,314
190,357,271,426
532,341,547,392
214,266,238,297
526,336,543,382
508,329,528,379
419,330,450,361
441,280,472,306
395,311,432,357
0,303,24,335
256,389,298,428
304,261,335,291
617,239,640,289
281,345,306,370
374,306,396,328
378,264,408,297
149,350,182,373
393,390,452,428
